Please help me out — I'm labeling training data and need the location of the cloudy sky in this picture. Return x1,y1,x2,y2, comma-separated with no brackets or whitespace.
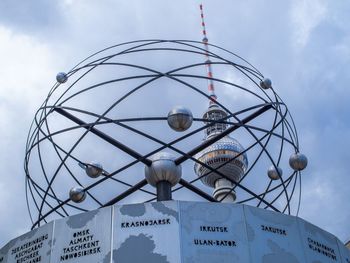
0,0,349,248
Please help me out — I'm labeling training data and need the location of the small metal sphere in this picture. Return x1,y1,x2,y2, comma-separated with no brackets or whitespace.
85,161,103,178
289,153,308,171
260,78,272,89
69,186,86,203
267,165,283,180
145,152,182,187
167,106,193,132
56,72,68,83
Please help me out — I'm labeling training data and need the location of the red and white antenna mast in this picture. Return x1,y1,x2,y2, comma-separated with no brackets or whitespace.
199,4,228,139
199,4,217,105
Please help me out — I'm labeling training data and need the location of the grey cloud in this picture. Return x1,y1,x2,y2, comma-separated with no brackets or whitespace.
0,0,62,35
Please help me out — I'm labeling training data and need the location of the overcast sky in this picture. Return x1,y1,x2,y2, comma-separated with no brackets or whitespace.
0,0,349,248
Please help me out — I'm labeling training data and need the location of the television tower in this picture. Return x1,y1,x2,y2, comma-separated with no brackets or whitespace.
194,4,248,202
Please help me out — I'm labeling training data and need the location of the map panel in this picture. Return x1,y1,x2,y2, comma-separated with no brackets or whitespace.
1,201,349,263
244,205,304,263
336,238,350,263
113,201,180,263
2,222,54,263
0,245,7,263
298,218,342,263
50,207,112,263
180,201,250,263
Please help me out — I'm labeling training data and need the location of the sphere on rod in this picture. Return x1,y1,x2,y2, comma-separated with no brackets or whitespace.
260,78,272,89
56,72,68,84
85,161,103,178
289,153,308,171
145,152,182,187
69,186,86,203
167,106,193,132
267,165,283,180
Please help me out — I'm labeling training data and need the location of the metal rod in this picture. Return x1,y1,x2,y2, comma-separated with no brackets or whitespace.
179,179,217,202
103,179,148,207
54,107,152,166
156,181,172,201
175,104,272,165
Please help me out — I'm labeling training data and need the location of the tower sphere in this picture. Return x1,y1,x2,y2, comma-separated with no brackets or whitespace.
260,78,272,89
194,136,248,187
69,186,86,203
289,153,308,171
85,161,103,178
56,72,68,83
167,106,193,132
145,152,182,187
267,165,283,180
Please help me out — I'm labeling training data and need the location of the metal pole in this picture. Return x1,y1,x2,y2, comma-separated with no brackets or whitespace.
156,181,172,201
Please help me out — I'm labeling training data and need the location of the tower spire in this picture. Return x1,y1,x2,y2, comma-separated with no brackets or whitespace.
195,5,248,203
199,4,217,105
199,4,227,139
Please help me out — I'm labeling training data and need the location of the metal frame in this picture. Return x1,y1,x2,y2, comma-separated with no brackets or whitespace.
24,40,301,229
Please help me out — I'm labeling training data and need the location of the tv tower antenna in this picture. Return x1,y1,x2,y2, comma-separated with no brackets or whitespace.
194,4,248,202
199,3,217,105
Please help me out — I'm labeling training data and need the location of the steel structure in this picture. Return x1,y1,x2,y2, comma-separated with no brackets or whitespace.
25,39,306,229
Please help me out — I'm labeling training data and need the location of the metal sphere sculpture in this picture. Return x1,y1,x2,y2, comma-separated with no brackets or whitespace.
56,72,68,84
289,153,308,171
267,165,283,181
167,106,193,132
83,161,103,178
260,78,272,90
69,186,86,203
144,152,182,201
25,40,307,229
144,152,182,187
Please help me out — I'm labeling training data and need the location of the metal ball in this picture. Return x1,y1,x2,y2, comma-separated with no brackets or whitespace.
56,72,68,83
85,161,103,178
167,106,193,132
267,165,283,180
260,78,272,89
289,153,308,171
145,152,182,187
69,186,86,203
